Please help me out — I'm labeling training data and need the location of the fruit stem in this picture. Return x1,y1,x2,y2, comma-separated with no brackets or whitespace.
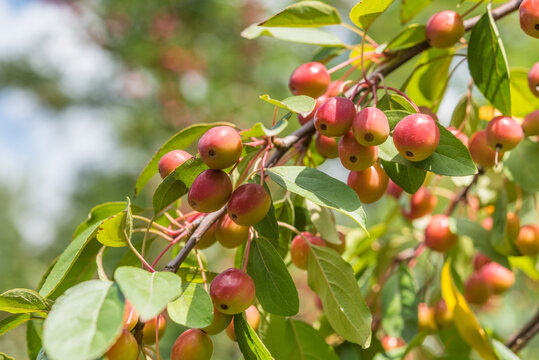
155,317,161,360
384,87,420,112
460,0,485,18
236,146,266,188
151,230,188,268
341,23,378,47
242,231,253,272
195,248,208,292
125,229,156,273
133,229,173,242
327,51,376,74
444,170,482,216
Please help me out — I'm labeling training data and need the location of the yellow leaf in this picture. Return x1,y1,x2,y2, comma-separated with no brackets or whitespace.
441,261,497,360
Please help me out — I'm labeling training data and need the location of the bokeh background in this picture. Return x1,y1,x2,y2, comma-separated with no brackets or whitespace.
0,0,537,359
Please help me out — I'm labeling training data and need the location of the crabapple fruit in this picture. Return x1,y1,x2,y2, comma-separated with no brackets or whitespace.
434,299,453,328
424,214,458,253
123,300,138,332
402,187,437,220
225,305,260,341
326,232,346,255
314,97,356,137
142,314,166,345
347,163,389,204
522,110,539,136
386,179,404,199
426,10,465,48
519,0,539,39
289,62,331,98
469,130,504,168
188,169,232,213
480,262,515,295
464,273,491,305
227,183,271,226
486,116,523,151
198,126,242,169
158,150,192,179
393,114,440,162
417,303,437,332
290,232,326,270
215,214,249,249
447,126,469,147
352,107,389,146
528,62,539,96
106,329,138,360
515,224,539,256
473,253,492,271
170,329,213,360
210,268,256,315
338,132,378,171
298,96,326,125
201,307,233,335
315,133,339,159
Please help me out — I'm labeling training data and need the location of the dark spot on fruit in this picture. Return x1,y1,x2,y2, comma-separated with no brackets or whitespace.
220,304,228,310
190,200,197,207
231,213,237,219
208,149,216,157
350,156,358,163
406,151,414,157
535,24,539,31
320,123,327,131
364,133,374,142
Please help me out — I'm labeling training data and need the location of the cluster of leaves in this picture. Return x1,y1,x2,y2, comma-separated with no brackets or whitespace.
1,1,538,360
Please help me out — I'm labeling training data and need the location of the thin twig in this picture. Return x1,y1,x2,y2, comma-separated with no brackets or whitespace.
505,309,539,353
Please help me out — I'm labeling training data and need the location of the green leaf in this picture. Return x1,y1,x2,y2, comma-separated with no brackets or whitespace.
241,25,345,47
167,283,213,329
510,69,539,117
450,218,510,269
382,110,413,129
135,122,232,195
349,0,394,30
0,352,15,360
307,246,372,347
305,200,340,245
252,180,279,240
43,280,124,360
27,320,43,360
272,199,295,258
312,46,347,63
152,157,208,214
0,288,50,315
490,190,520,256
72,202,143,239
381,160,425,194
468,7,511,116
492,339,519,360
114,266,182,321
381,264,419,342
406,48,453,109
378,123,477,176
176,267,219,284
241,114,290,138
96,211,131,248
0,313,31,336
400,0,431,24
247,238,299,316
504,139,539,193
260,315,339,360
39,223,101,298
450,96,480,135
259,1,342,27
386,24,426,51
259,94,316,114
267,166,367,233
377,94,417,113
509,256,539,280
234,313,273,360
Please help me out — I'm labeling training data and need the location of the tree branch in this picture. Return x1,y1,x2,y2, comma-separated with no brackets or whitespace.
505,309,539,353
162,0,522,274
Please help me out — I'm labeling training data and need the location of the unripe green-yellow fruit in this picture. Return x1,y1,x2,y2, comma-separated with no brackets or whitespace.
347,163,389,204
142,314,166,345
290,232,326,270
215,214,249,249
434,299,453,328
393,114,439,162
338,132,378,171
424,214,458,253
469,130,504,168
486,116,523,151
198,126,242,169
315,133,339,159
515,224,539,256
158,150,192,179
425,10,465,48
201,307,233,335
225,305,260,341
170,329,213,360
227,183,271,226
106,329,138,360
314,97,356,137
289,62,331,98
417,303,437,332
464,272,491,305
522,110,539,136
480,262,515,295
188,169,232,213
210,268,256,315
519,0,539,39
352,107,389,146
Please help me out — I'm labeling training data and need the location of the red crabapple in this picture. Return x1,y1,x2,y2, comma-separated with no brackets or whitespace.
424,214,458,253
188,169,232,213
198,126,243,169
215,214,249,249
314,97,356,137
485,116,523,151
290,232,326,270
425,11,465,48
158,150,192,179
393,114,440,162
210,268,256,315
289,62,331,98
227,183,271,226
519,0,539,39
347,163,389,204
338,132,378,171
170,329,213,360
352,107,390,146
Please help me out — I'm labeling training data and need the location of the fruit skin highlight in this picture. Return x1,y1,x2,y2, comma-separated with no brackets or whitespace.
198,126,243,169
519,0,539,39
210,268,256,315
314,97,356,137
289,62,331,98
227,183,271,226
393,114,440,162
170,329,213,360
425,10,465,48
158,150,192,179
485,116,523,151
347,164,389,204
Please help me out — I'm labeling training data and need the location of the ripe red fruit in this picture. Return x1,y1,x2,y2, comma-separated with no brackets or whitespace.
158,150,192,179
424,214,458,253
386,179,404,199
480,262,515,295
425,10,465,48
485,116,523,151
290,232,326,270
515,224,539,256
464,273,491,305
289,62,331,98
381,336,406,351
201,307,233,335
170,329,213,360
528,62,539,96
210,268,256,315
447,126,469,147
473,253,492,271
417,303,437,332
338,132,378,171
347,163,389,204
142,314,167,345
326,232,346,255
402,187,437,220
106,329,139,360
314,97,356,137
198,126,243,169
352,107,390,146
315,133,339,159
393,114,440,162
469,130,504,168
188,170,232,213
434,300,453,328
519,0,539,39
225,305,260,341
227,183,271,226
123,300,139,331
522,110,539,136
298,96,326,125
215,214,249,248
